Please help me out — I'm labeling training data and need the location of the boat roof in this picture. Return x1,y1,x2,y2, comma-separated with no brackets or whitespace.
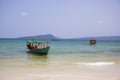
27,40,37,43
27,40,48,43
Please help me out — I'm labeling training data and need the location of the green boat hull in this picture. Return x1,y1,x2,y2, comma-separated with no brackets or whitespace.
29,47,50,55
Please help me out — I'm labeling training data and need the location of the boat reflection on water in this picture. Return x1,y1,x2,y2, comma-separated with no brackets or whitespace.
27,53,48,62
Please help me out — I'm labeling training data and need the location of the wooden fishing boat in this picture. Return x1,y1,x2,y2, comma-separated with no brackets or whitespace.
90,40,96,45
27,39,50,55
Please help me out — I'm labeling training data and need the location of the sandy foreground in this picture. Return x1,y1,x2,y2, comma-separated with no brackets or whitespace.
0,64,120,80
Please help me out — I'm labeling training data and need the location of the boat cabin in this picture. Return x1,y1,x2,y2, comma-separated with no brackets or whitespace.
27,40,49,50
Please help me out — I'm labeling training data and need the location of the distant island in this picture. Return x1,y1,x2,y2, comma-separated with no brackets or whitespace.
19,34,60,40
19,34,120,41
0,34,120,41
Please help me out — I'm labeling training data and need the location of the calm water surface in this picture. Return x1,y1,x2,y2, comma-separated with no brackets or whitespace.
0,39,120,80
0,39,120,66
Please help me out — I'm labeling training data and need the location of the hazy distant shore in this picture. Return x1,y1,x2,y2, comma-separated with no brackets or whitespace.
1,34,120,41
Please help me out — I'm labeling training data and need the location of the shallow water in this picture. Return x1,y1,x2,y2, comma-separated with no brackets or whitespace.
0,39,120,80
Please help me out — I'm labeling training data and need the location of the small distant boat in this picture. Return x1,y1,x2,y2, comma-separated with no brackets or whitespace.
27,39,50,55
90,40,96,45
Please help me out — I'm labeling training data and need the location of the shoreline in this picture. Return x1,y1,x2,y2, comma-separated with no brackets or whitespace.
0,63,120,80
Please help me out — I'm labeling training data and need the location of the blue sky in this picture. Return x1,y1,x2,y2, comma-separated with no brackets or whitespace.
0,0,120,38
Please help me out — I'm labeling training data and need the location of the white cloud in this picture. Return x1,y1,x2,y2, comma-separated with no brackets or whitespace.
97,20,104,24
21,12,28,16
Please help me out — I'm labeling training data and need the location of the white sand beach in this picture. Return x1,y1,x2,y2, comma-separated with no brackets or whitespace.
0,63,120,80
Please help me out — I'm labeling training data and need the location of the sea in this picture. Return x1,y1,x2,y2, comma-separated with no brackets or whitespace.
0,39,120,80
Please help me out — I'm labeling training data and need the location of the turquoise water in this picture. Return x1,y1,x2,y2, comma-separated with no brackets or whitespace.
50,40,120,64
0,39,120,80
0,39,120,66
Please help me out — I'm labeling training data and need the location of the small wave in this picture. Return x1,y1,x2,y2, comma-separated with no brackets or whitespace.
76,62,115,66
